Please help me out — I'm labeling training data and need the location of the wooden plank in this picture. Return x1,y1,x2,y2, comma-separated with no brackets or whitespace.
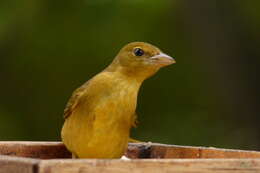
0,142,260,173
0,155,39,173
0,142,71,159
127,143,260,159
38,159,260,173
1,141,260,159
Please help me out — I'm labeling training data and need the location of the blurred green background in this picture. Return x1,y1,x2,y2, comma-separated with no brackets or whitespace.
0,0,259,150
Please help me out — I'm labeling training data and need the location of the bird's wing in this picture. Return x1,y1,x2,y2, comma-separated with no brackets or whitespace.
63,82,89,119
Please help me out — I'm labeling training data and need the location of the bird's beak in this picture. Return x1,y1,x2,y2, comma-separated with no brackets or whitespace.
150,53,176,66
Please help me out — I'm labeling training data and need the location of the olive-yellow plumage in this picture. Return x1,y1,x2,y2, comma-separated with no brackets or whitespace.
61,42,175,158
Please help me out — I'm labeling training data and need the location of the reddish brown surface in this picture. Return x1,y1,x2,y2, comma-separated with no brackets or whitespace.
1,142,260,173
126,143,260,159
1,142,260,159
149,144,260,159
0,141,71,159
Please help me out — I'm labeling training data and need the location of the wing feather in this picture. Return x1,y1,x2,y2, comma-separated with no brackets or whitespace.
63,81,89,119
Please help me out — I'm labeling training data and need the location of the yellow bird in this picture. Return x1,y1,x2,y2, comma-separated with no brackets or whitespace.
61,42,175,158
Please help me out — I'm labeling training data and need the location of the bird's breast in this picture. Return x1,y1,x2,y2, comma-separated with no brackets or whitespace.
93,78,139,130
62,72,142,158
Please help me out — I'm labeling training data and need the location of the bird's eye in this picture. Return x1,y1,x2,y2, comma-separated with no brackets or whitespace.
133,48,144,56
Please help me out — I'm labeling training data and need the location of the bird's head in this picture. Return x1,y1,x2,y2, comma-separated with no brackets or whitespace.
107,42,176,81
